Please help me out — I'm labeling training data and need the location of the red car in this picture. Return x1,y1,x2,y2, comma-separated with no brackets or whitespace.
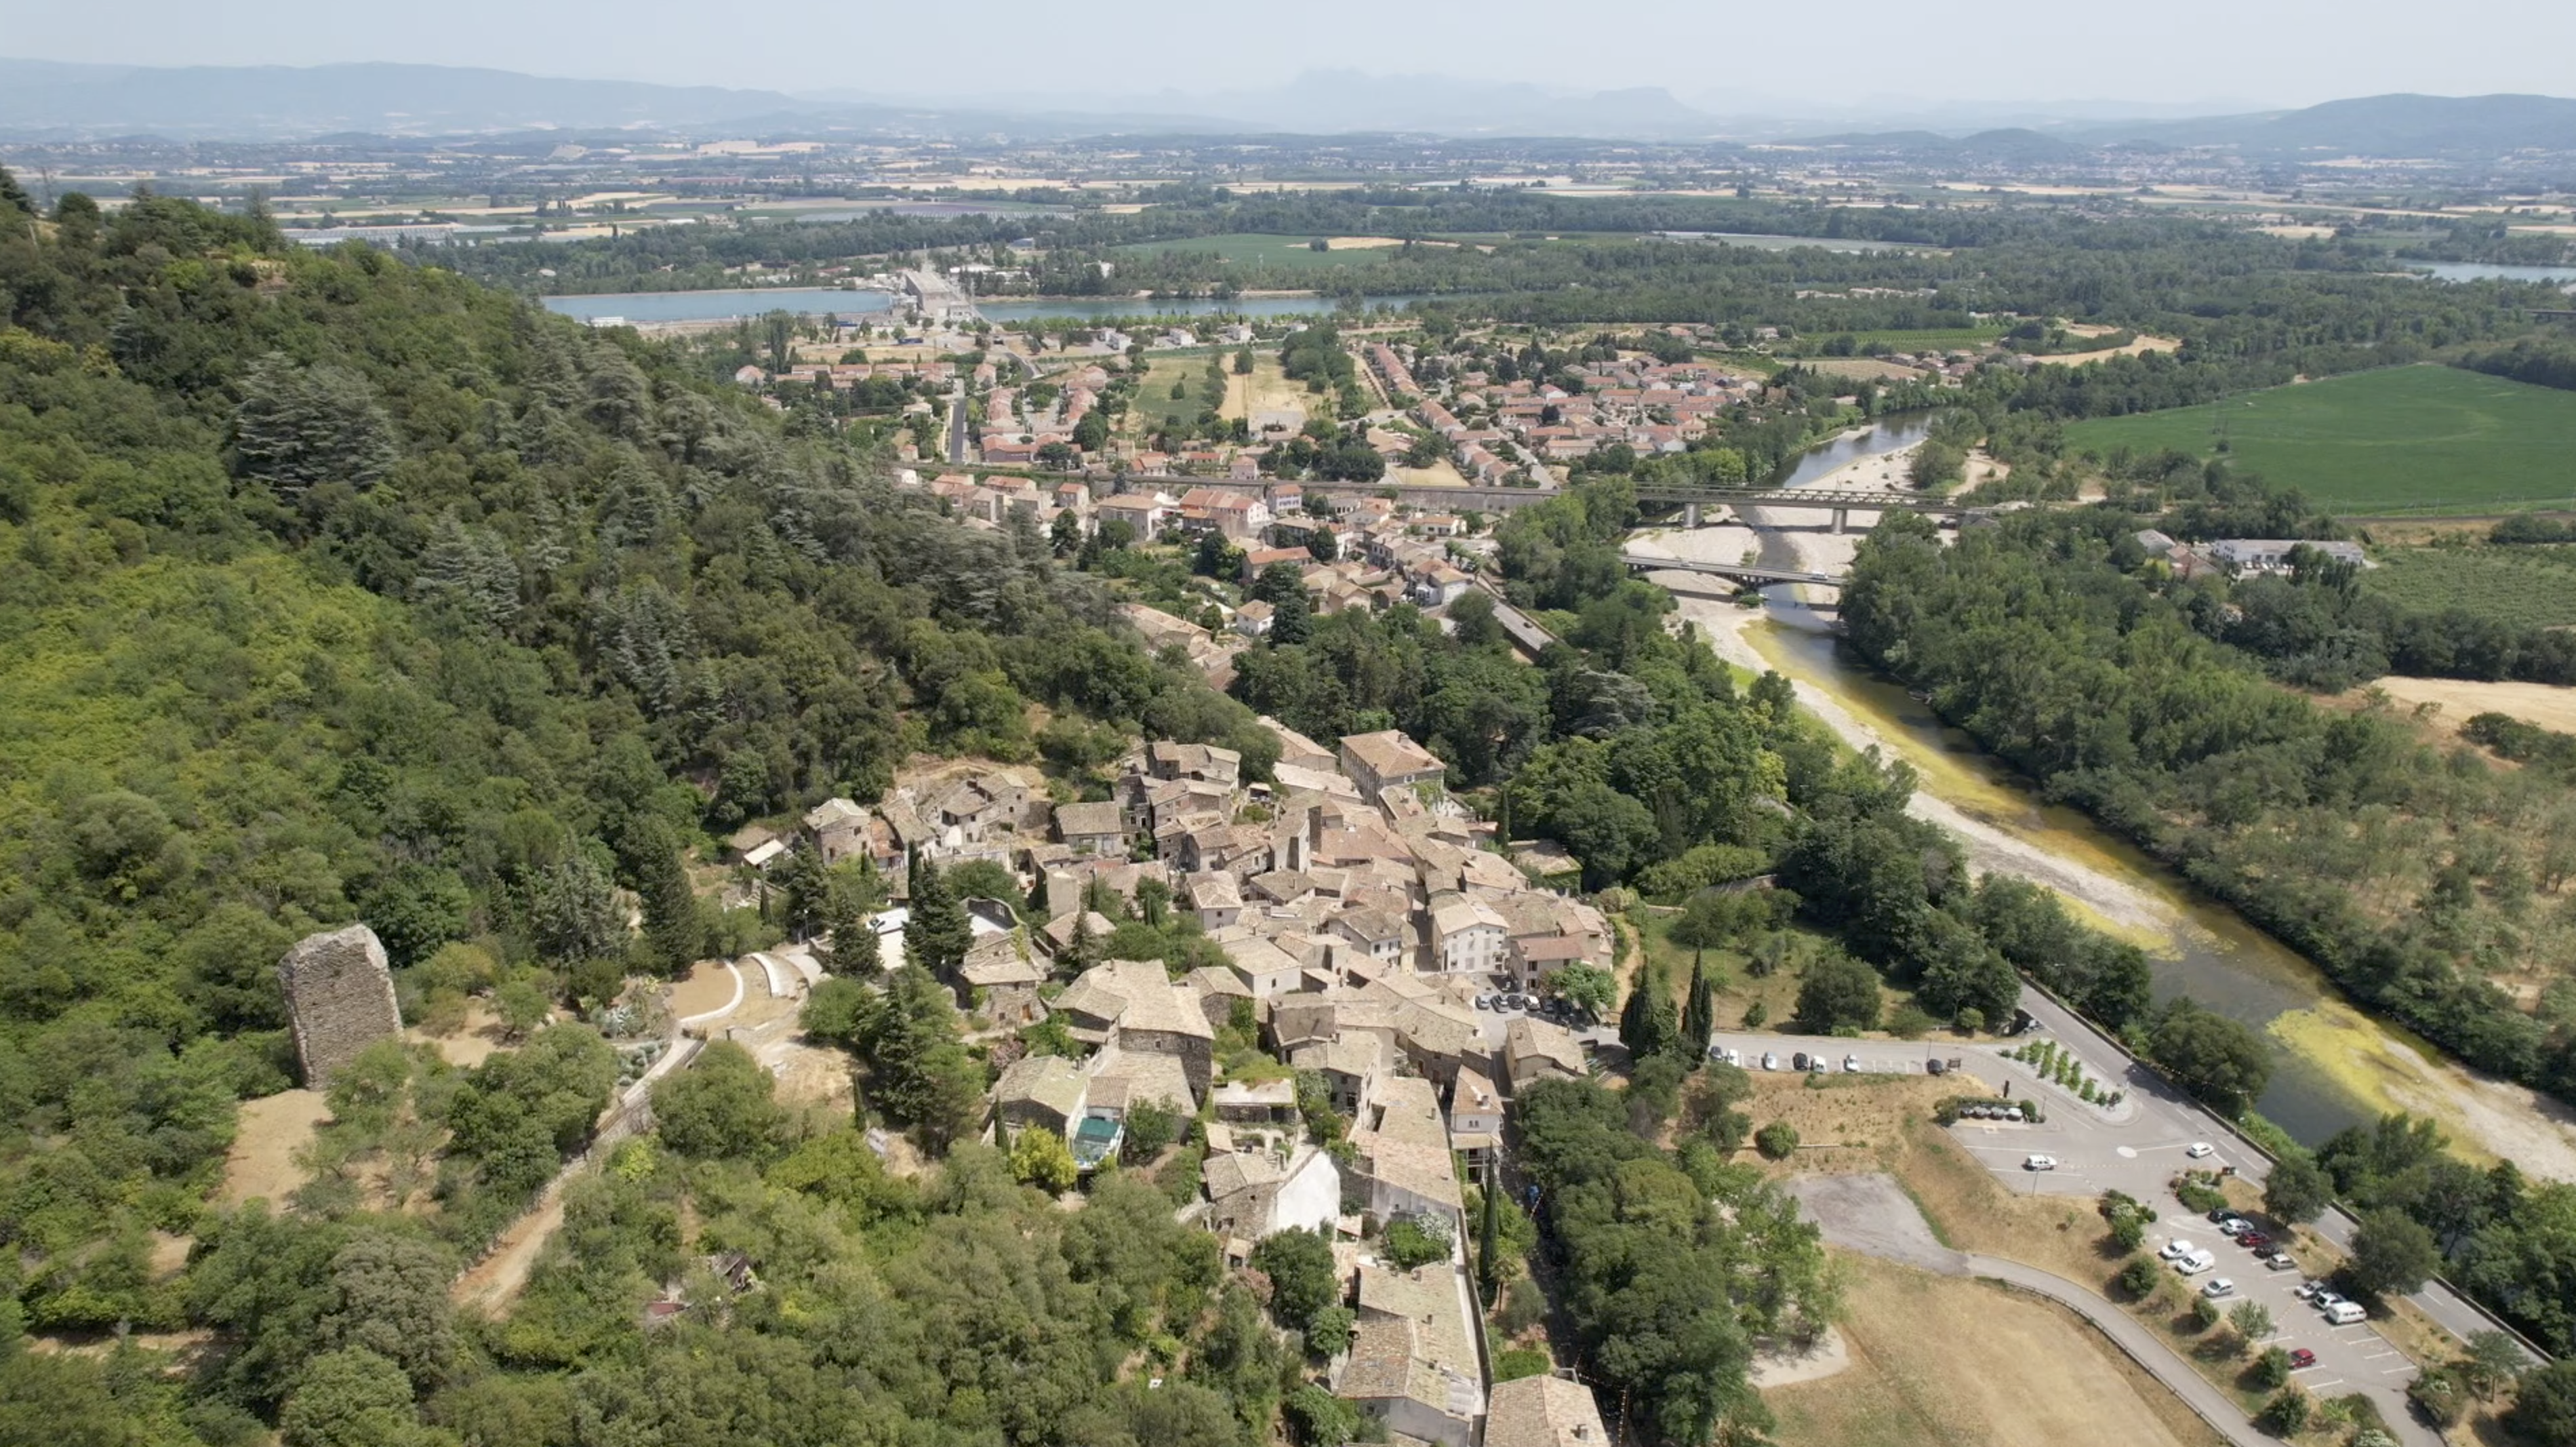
2289,1349,2316,1369
2236,1230,2272,1250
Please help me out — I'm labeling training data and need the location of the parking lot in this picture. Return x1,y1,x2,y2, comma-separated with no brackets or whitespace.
2149,1210,2423,1429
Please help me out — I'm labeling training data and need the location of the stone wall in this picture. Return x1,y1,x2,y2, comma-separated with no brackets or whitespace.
277,924,402,1085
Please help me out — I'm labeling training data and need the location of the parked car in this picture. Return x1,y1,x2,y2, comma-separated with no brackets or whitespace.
2207,1207,2239,1224
2175,1251,2217,1276
2215,1215,2253,1237
1808,1056,1827,1074
2312,1290,2349,1312
2289,1349,2316,1369
2325,1301,2367,1326
2293,1280,2327,1302
2158,1239,2197,1262
1926,1058,1946,1076
2023,1155,2057,1171
2261,1251,2298,1271
1792,1052,1810,1071
2202,1277,2238,1300
1474,995,1492,1010
2185,1141,2215,1159
2236,1231,2273,1250
1843,1054,1861,1073
1760,1052,1779,1071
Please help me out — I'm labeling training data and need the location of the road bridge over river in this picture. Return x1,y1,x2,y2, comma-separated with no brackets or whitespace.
1621,553,1844,589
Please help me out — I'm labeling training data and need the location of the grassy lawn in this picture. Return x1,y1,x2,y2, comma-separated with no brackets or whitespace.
2064,365,2576,515
2361,543,2576,628
1129,355,1227,436
1626,908,1937,1038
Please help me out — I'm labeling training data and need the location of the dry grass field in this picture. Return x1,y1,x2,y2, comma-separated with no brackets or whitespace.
2358,675,2576,738
219,1088,329,1207
1766,1254,2228,1447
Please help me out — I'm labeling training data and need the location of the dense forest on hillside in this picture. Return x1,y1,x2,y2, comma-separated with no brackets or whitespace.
0,167,1304,1446
1840,509,2576,1097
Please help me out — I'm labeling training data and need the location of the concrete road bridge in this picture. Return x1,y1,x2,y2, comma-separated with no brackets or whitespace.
1620,553,1843,589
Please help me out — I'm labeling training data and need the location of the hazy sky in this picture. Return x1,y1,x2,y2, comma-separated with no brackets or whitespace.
6,0,2573,111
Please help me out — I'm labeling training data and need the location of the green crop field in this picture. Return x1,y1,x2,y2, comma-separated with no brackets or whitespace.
2364,545,2576,629
2063,365,2576,514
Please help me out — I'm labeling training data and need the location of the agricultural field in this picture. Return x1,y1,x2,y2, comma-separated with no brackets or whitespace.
2064,365,2576,514
2361,542,2576,627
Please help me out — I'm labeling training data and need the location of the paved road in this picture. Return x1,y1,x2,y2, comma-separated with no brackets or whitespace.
1784,1174,2441,1447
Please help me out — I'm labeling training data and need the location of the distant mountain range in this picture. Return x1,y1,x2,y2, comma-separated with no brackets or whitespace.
3,58,2575,160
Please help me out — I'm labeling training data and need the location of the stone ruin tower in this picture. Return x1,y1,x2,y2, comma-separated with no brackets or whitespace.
277,924,403,1086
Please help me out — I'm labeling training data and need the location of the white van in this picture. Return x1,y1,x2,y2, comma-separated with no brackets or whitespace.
2324,1301,2367,1326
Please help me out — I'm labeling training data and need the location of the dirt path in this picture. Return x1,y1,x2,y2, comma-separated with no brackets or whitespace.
451,1179,568,1311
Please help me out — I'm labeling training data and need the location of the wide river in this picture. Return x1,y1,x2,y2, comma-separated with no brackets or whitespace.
1670,418,2576,1162
542,289,1424,325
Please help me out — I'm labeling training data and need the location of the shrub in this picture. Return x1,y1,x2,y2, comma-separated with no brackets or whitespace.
2252,1346,2292,1390
2190,1296,2221,1331
2259,1387,2310,1435
1491,1347,1550,1382
2116,1256,2162,1299
1305,1305,1356,1357
2412,1370,2468,1431
1754,1122,1800,1159
1383,1214,1453,1271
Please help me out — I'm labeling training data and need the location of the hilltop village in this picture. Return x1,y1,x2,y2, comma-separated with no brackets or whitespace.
765,715,1611,1447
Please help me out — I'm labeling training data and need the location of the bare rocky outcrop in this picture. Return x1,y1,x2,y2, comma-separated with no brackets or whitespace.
277,924,401,1085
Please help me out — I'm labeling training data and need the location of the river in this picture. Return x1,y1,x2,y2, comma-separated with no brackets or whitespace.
541,290,1424,325
1636,418,2576,1167
2409,261,2576,288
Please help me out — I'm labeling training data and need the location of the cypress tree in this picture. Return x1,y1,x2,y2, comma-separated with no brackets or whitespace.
903,850,971,976
1477,1177,1503,1306
1681,947,1716,1069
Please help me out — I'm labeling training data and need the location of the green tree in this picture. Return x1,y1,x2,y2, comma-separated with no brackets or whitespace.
1251,1228,1338,1330
2510,1360,2576,1444
629,820,706,975
317,1234,459,1393
1681,949,1716,1066
230,354,399,505
2349,1208,2442,1296
2228,1299,2274,1343
280,1347,445,1447
902,852,972,976
1009,1126,1079,1193
1755,1122,1800,1159
1619,959,1677,1060
1283,1386,1361,1447
1792,951,1880,1035
2148,998,2272,1115
1550,963,1615,1019
651,1041,786,1159
2263,1150,2333,1224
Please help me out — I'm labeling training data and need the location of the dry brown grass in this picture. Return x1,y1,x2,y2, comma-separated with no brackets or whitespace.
1765,1254,2228,1447
219,1088,329,1207
2354,676,2576,740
